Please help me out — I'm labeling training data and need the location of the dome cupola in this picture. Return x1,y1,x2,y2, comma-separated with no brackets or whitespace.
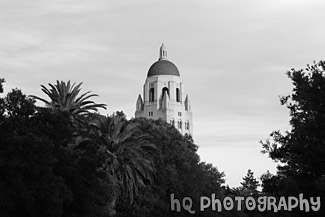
147,43,180,77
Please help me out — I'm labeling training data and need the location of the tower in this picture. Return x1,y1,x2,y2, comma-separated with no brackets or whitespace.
135,44,193,135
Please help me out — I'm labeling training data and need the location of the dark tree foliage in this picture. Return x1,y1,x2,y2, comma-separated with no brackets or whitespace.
261,61,325,216
0,89,71,217
240,169,260,196
222,170,261,217
75,113,156,216
260,170,277,195
262,61,325,180
0,88,113,217
0,78,4,93
116,118,225,217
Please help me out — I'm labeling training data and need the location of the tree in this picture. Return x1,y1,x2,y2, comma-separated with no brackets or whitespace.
116,118,226,217
0,78,4,93
261,61,325,182
0,89,72,217
77,114,156,216
261,60,325,216
198,162,225,194
30,80,106,117
0,88,114,217
260,170,276,194
240,169,260,195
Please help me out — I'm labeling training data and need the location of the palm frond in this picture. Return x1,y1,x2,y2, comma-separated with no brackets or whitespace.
31,80,107,116
78,114,156,203
28,95,50,105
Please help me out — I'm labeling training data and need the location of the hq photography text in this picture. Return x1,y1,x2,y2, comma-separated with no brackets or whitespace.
170,193,321,214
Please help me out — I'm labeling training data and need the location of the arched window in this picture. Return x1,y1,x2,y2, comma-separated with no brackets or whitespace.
170,119,175,126
185,121,190,130
178,120,182,129
162,87,169,99
176,88,180,102
149,88,154,102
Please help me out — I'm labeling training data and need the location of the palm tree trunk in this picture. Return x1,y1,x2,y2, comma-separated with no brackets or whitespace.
107,175,118,217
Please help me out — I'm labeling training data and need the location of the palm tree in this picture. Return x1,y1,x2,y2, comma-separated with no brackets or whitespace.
30,80,107,116
77,114,156,215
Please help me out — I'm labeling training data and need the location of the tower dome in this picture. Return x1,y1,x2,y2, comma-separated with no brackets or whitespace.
147,44,180,77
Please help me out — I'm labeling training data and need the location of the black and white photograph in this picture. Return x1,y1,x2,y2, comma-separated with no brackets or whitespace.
1,0,325,216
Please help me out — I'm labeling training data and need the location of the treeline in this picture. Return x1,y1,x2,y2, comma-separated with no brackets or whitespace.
0,81,227,217
1,60,325,217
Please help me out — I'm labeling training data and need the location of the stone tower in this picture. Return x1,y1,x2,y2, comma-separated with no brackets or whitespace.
135,44,193,135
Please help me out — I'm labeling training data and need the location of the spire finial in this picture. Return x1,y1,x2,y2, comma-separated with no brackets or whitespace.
159,43,168,60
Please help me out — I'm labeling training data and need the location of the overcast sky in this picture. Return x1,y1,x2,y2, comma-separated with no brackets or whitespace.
1,0,325,188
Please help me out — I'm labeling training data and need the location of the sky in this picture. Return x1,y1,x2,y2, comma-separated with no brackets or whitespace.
1,0,325,188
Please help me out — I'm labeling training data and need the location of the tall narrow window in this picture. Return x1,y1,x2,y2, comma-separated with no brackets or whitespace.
178,120,182,129
185,121,190,130
149,88,154,102
176,88,180,102
162,87,169,99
